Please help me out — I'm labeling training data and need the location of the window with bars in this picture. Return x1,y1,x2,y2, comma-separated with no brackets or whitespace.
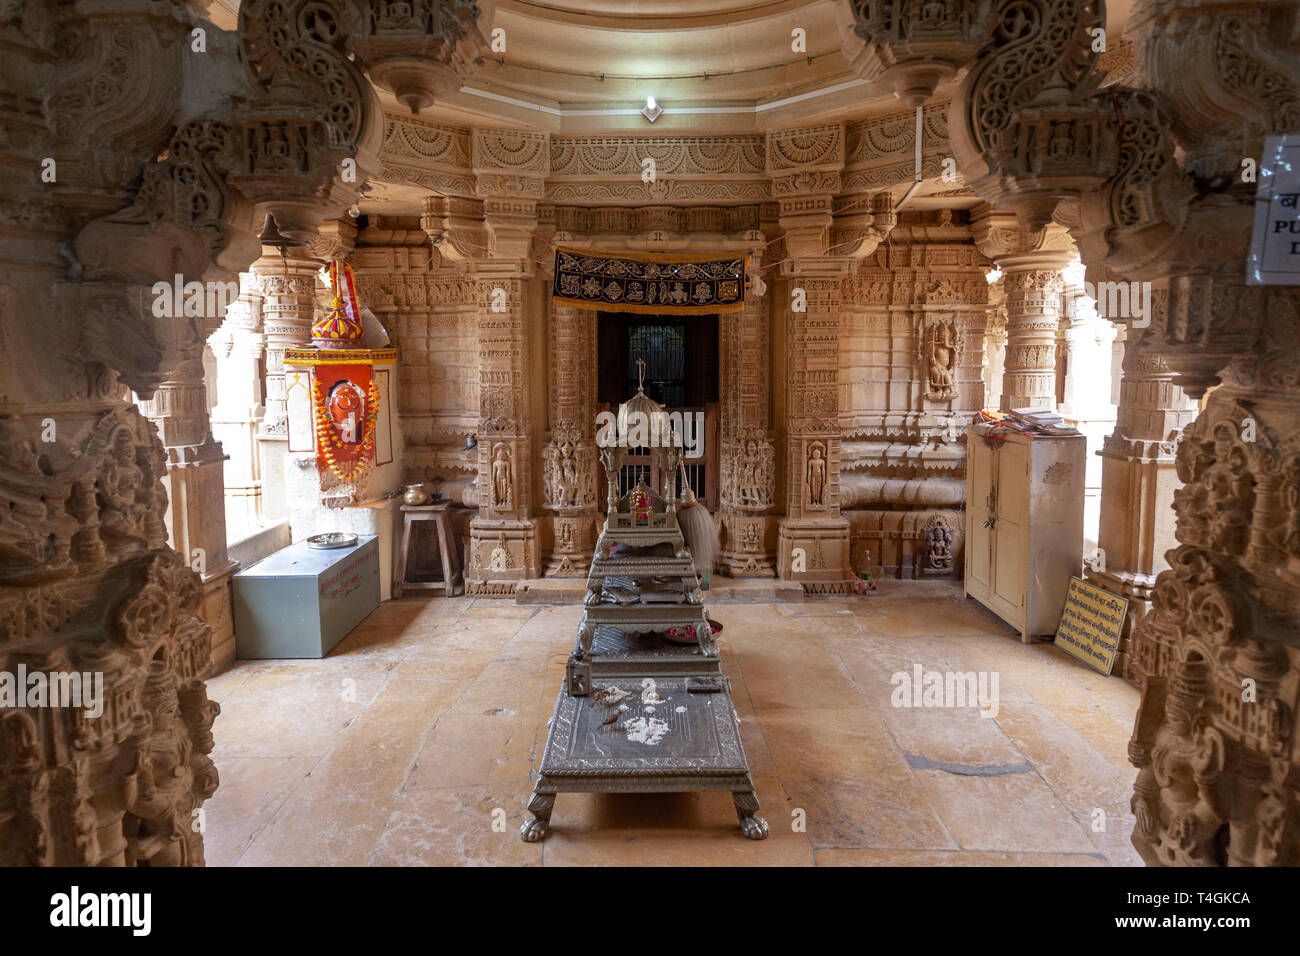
627,324,686,406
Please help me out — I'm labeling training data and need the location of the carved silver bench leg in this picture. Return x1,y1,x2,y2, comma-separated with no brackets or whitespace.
577,621,595,658
733,790,769,840
521,791,555,842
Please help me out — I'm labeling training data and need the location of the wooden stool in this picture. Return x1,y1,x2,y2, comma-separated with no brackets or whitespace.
394,502,462,598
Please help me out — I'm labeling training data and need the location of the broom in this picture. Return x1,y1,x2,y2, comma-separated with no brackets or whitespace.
676,462,719,590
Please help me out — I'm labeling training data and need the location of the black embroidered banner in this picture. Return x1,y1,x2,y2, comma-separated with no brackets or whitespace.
551,247,748,314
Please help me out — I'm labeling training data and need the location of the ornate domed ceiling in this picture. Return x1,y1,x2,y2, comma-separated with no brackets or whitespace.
210,0,1134,134
206,0,1136,216
454,0,869,131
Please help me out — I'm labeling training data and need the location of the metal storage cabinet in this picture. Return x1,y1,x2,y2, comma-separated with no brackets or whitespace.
233,536,380,659
964,427,1086,642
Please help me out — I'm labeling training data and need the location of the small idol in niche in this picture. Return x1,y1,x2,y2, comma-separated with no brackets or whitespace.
327,380,365,444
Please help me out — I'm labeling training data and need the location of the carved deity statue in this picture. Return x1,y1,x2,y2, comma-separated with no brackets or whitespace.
543,424,594,513
328,381,363,444
807,443,826,507
927,320,958,399
722,429,775,512
492,445,512,508
558,444,575,495
546,441,578,507
925,522,954,572
99,428,148,539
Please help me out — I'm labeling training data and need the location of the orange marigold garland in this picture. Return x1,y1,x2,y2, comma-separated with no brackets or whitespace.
313,378,381,484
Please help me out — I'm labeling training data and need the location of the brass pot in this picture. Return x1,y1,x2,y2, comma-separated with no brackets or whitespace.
403,483,431,506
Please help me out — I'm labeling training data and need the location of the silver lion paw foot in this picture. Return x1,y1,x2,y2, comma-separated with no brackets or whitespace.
520,817,549,842
739,814,769,840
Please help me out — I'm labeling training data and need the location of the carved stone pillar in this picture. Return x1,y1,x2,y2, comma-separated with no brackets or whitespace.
0,0,414,867
719,263,776,576
999,264,1070,411
448,133,548,592
775,258,856,592
252,253,320,523
209,271,266,538
543,303,599,576
464,262,541,592
766,125,857,590
1089,325,1198,681
1059,275,1119,554
135,303,238,674
1088,0,1300,867
983,285,1007,412
972,207,1075,412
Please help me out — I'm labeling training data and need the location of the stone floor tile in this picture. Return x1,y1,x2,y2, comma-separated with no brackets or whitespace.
404,712,539,790
912,768,1099,854
368,783,544,866
202,755,317,866
212,667,390,758
235,677,449,866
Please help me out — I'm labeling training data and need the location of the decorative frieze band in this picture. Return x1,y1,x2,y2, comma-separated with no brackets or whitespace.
550,135,766,178
552,204,762,236
378,105,967,205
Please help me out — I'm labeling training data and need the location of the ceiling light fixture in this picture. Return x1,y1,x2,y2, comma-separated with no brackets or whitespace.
642,95,663,124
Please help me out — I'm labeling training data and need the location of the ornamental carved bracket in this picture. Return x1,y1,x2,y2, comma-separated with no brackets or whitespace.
74,0,390,295
352,0,493,116
949,0,1116,231
842,0,996,106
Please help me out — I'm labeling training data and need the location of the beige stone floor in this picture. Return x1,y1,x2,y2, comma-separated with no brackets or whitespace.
202,580,1144,866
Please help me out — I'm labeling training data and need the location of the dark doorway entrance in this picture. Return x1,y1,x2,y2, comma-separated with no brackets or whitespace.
597,312,720,510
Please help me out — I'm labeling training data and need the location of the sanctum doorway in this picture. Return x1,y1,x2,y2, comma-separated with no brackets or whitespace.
597,312,720,510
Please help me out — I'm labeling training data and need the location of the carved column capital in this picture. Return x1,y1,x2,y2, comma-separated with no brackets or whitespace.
970,204,1076,267
309,218,358,263
421,194,490,262
471,127,548,257
769,124,846,259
